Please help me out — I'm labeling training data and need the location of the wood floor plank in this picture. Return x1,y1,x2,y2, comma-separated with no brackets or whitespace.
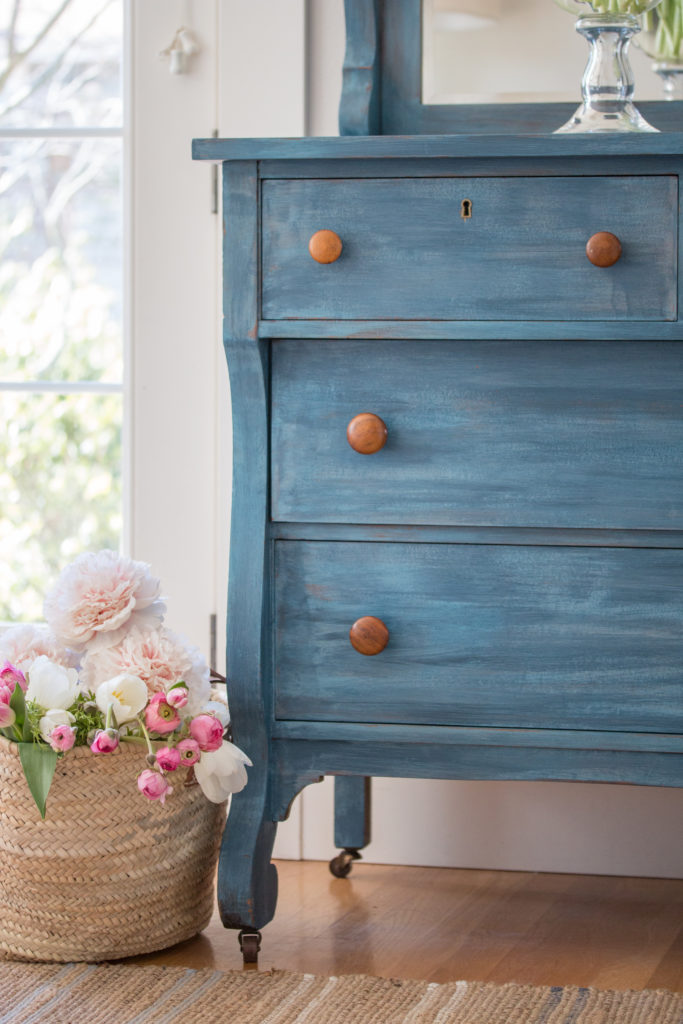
131,861,683,992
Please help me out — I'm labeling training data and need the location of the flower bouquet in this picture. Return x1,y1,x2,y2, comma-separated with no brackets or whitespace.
0,550,250,962
640,0,683,97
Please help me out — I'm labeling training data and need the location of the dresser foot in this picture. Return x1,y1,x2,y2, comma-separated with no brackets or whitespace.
238,929,262,966
329,848,362,878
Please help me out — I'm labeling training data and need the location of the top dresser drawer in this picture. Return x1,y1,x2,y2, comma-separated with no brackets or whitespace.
261,176,677,322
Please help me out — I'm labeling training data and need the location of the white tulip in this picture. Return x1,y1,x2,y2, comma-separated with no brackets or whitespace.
194,740,252,803
26,656,81,711
95,673,148,725
39,708,76,744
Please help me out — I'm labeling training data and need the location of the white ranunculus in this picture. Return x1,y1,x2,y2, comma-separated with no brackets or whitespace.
39,708,76,744
26,655,81,711
194,741,252,803
95,673,148,725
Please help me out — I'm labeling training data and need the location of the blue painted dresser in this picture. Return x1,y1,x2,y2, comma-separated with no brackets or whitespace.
193,129,683,959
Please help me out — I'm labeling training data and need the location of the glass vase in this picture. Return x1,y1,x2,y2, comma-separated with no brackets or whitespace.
553,0,664,132
638,1,683,99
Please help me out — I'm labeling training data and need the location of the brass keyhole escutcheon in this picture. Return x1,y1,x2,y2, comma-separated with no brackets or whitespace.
461,199,472,220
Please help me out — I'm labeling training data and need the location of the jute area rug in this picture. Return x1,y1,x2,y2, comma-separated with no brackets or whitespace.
1,961,681,1024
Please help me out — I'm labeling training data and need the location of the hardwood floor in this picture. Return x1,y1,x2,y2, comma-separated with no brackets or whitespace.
132,861,683,992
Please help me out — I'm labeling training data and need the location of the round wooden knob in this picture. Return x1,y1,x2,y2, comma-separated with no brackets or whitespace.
349,616,389,656
309,229,343,264
347,413,388,454
586,231,622,268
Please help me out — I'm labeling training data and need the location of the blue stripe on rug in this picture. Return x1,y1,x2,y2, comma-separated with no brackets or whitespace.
0,964,82,1024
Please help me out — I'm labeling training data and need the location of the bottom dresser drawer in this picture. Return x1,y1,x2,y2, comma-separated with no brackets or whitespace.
274,541,683,733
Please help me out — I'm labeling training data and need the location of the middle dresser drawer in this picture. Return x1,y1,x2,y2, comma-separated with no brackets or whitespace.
271,339,683,530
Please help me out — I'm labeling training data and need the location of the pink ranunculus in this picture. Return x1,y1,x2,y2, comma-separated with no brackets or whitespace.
144,692,181,735
49,724,77,752
90,729,120,754
0,661,26,694
0,703,16,729
155,746,181,772
137,768,173,805
176,738,201,766
0,684,13,706
166,687,188,710
44,549,165,652
79,628,210,716
189,714,224,752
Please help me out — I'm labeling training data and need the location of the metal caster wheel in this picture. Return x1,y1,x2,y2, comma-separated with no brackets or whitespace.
329,848,362,878
238,928,262,966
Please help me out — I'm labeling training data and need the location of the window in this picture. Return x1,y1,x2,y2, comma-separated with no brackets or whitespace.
0,0,125,621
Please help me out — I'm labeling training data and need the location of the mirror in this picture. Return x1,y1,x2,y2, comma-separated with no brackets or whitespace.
422,0,665,106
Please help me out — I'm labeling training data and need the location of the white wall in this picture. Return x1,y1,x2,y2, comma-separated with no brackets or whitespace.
132,0,683,878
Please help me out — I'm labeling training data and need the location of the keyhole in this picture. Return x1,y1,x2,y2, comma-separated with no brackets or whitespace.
461,199,472,220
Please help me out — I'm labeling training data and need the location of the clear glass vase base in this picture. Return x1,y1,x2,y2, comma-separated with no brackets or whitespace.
653,63,683,101
555,14,659,134
555,102,659,133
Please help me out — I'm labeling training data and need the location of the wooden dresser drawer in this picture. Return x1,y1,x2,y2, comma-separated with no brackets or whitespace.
271,339,683,530
262,176,677,322
274,540,683,733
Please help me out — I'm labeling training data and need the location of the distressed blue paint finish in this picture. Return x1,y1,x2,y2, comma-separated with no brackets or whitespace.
273,720,683,755
274,540,683,733
272,523,683,550
191,133,683,162
194,132,683,946
270,738,683,790
334,776,372,850
261,177,677,322
215,163,279,934
260,319,683,341
260,153,683,180
339,0,381,136
272,340,683,530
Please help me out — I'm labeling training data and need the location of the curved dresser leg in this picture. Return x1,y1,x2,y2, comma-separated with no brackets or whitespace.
217,782,278,964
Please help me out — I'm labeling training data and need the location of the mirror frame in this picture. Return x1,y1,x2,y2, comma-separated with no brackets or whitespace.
339,0,683,135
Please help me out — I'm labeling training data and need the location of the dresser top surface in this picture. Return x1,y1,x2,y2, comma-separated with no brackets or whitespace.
192,132,683,163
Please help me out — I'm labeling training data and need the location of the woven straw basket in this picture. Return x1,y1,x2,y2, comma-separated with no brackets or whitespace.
0,736,226,962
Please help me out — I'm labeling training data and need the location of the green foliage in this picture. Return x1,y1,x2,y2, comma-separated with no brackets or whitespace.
24,699,44,743
70,694,104,746
18,742,58,819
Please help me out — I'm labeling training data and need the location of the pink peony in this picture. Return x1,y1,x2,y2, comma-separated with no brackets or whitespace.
137,768,172,804
0,661,26,693
189,714,224,752
176,738,200,766
44,550,165,652
155,746,181,772
0,624,75,674
0,703,16,729
90,729,120,754
166,687,188,710
80,628,209,715
49,724,76,752
145,692,181,735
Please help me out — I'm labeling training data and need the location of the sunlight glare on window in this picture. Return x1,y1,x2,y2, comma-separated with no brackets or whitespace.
0,0,124,623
